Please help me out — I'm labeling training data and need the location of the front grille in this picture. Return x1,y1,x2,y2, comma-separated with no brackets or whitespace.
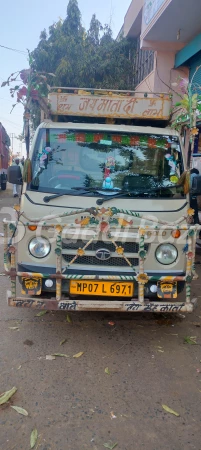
62,254,139,267
62,240,148,254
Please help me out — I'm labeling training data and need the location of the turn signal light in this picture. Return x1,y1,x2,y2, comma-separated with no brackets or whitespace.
172,230,181,239
28,225,37,231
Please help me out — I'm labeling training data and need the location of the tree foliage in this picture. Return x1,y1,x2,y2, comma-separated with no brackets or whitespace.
1,0,136,136
32,0,135,92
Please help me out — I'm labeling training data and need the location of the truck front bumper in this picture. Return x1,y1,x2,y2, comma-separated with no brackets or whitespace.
4,220,199,313
7,290,197,313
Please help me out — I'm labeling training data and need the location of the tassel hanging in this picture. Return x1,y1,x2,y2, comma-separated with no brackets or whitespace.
23,158,32,183
178,171,190,195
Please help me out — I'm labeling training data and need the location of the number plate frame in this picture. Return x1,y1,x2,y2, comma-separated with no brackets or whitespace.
70,280,134,297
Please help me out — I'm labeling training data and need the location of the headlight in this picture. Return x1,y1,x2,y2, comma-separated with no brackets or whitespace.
155,244,178,265
29,237,51,258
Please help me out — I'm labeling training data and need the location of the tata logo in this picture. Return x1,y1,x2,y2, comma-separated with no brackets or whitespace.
95,248,111,261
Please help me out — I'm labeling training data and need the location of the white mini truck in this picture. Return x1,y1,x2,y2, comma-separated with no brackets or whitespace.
5,88,201,313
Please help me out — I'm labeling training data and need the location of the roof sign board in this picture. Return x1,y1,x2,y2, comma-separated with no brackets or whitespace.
49,92,171,121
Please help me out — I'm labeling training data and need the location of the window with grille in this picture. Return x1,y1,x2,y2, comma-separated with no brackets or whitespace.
133,36,154,88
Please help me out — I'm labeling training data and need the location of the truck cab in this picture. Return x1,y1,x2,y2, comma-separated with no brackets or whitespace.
5,88,199,313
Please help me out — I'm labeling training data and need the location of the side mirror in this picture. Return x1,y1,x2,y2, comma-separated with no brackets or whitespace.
191,175,201,195
7,166,22,185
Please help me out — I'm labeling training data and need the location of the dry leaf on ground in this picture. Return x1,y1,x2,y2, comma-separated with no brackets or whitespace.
66,314,72,323
60,339,67,346
162,404,180,416
103,442,118,449
35,311,47,317
184,336,197,345
105,367,111,375
0,387,17,405
165,333,178,336
30,428,38,449
9,327,19,330
73,352,84,358
11,406,28,416
46,355,56,361
52,353,69,358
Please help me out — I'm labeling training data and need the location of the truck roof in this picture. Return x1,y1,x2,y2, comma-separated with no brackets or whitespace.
38,121,180,137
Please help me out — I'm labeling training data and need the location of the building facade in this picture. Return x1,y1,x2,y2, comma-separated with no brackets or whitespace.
124,0,201,98
124,0,201,154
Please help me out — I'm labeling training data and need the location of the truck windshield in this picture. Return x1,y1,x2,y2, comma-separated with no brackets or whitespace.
30,129,184,198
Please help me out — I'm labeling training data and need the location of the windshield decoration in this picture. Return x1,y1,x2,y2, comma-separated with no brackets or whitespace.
39,147,52,169
102,177,114,189
102,156,116,189
31,129,183,197
165,153,177,175
106,156,115,170
100,139,113,146
170,175,179,184
51,132,171,149
164,148,181,184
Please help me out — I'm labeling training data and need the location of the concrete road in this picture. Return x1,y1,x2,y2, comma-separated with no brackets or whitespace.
0,187,201,450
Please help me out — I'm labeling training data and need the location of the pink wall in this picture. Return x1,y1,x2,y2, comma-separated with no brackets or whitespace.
141,40,185,52
152,51,189,103
135,70,155,96
134,50,189,104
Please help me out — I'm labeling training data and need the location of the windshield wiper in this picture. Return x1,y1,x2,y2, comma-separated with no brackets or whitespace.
43,193,71,203
44,184,183,203
96,190,143,205
73,186,121,193
96,184,183,205
43,187,109,203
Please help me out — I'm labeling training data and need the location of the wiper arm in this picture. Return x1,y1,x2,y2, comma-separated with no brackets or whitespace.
43,193,71,203
44,184,182,203
43,187,119,203
96,190,140,205
73,186,122,193
96,184,183,205
43,187,107,203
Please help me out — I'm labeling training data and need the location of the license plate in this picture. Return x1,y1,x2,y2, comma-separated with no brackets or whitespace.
70,281,134,297
21,277,42,296
157,281,177,299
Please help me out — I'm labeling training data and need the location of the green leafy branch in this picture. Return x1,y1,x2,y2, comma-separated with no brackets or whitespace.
172,66,201,134
1,52,55,116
